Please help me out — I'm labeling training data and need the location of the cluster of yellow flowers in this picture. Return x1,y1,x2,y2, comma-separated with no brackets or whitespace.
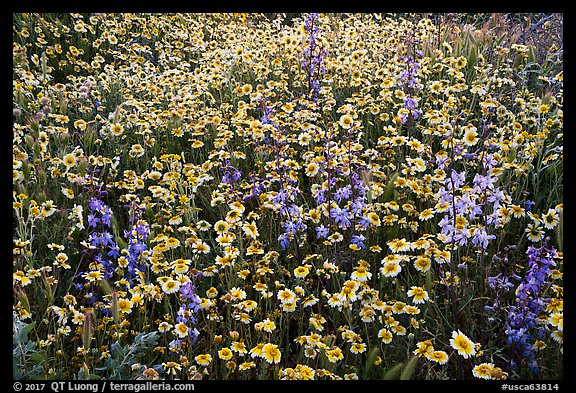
13,13,562,380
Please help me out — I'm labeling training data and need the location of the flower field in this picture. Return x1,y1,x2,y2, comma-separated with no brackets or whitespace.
12,13,563,381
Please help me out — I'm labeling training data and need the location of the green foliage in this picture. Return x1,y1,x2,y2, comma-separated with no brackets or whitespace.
13,314,45,379
95,332,160,380
12,12,563,381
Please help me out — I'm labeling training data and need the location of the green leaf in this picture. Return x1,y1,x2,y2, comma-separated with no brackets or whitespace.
143,331,160,346
382,172,398,203
133,333,143,345
19,321,36,342
382,362,403,380
400,355,419,380
111,342,125,359
29,351,45,365
363,346,380,378
556,209,563,252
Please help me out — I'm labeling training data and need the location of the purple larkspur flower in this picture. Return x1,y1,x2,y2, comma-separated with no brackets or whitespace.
504,241,557,376
471,226,496,249
351,234,366,249
330,206,351,229
315,224,329,239
278,233,290,250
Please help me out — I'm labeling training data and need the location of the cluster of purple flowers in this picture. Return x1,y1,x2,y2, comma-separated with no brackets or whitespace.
72,191,118,304
257,97,306,251
169,281,202,350
244,174,266,202
326,172,369,232
85,195,119,279
485,248,521,318
122,202,150,280
302,13,327,101
398,42,423,124
313,134,371,256
220,159,242,185
436,149,501,250
276,187,307,250
259,97,274,126
504,241,557,375
399,54,420,91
